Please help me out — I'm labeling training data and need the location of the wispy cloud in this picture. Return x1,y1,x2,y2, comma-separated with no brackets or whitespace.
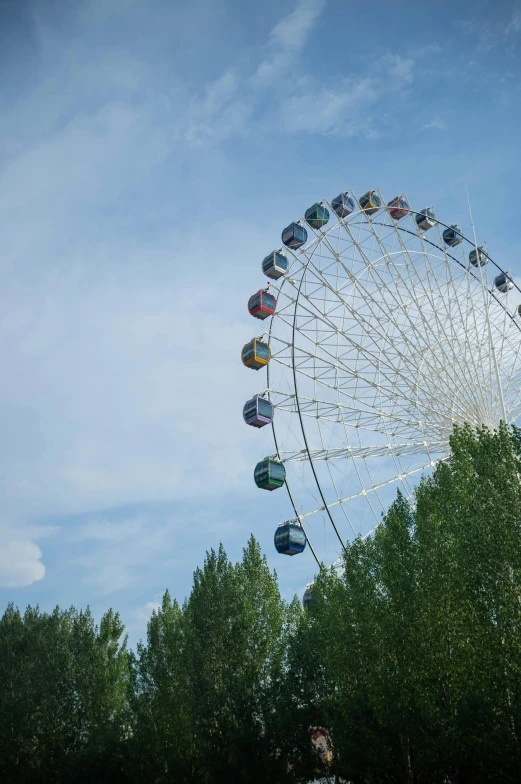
278,54,414,138
421,116,448,131
456,7,521,51
410,42,442,58
182,0,327,143
505,9,521,39
251,0,326,88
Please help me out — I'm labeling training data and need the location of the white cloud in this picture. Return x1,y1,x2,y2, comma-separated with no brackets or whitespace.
132,601,161,624
0,527,45,587
379,53,415,85
280,77,378,136
421,116,448,131
456,8,521,51
269,0,326,51
278,54,415,138
180,0,328,142
410,42,442,57
174,3,420,145
505,10,521,39
0,275,255,518
251,0,326,88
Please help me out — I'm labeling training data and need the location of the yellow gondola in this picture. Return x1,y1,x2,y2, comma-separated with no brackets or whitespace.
241,338,271,369
359,189,382,216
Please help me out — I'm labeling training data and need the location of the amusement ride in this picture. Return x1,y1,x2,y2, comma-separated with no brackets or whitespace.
240,187,521,585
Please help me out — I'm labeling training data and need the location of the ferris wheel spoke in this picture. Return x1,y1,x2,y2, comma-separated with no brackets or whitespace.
295,458,442,523
269,388,455,437
382,217,493,420
356,221,493,422
275,441,448,462
271,293,485,431
272,351,480,441
273,277,477,430
302,226,486,425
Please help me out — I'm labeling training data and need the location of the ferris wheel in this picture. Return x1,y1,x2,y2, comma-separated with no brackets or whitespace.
241,187,521,568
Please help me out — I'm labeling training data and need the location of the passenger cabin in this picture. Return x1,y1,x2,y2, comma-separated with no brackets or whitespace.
359,190,382,216
443,224,463,247
241,338,271,370
262,251,288,280
305,203,330,229
243,395,274,428
303,584,313,609
254,457,286,491
415,206,436,231
494,273,514,294
281,222,308,249
248,289,277,320
387,195,409,221
517,304,521,318
274,522,307,555
331,191,356,219
469,245,488,267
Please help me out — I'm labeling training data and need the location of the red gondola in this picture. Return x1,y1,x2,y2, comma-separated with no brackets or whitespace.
388,195,409,221
248,289,277,320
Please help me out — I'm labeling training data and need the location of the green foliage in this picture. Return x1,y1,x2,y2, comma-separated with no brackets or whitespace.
2,425,521,782
0,603,129,783
299,424,521,782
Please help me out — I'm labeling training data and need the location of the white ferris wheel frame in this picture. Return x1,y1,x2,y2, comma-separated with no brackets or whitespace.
257,189,521,567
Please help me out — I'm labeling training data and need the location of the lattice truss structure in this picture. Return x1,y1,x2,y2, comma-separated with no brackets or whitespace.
262,189,521,562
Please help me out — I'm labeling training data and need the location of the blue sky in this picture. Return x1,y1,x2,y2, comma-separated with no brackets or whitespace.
1,0,520,645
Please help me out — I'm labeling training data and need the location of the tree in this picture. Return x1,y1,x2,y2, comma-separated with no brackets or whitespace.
0,604,130,783
129,590,193,782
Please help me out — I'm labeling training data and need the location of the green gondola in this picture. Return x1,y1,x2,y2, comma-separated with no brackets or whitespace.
254,457,286,490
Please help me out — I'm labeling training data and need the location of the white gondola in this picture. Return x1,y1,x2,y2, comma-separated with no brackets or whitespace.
262,251,288,280
415,206,436,232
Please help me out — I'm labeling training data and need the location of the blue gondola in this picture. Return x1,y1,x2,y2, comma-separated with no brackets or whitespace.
303,584,313,609
469,245,488,267
331,192,356,219
262,251,288,280
443,223,463,247
415,206,436,232
281,222,308,249
243,395,274,428
305,203,329,229
494,272,514,293
274,522,307,555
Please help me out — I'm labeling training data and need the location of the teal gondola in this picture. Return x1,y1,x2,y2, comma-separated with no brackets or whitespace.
305,203,329,229
254,457,286,490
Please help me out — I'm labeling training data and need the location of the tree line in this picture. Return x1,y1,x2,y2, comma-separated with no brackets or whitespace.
1,424,521,783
